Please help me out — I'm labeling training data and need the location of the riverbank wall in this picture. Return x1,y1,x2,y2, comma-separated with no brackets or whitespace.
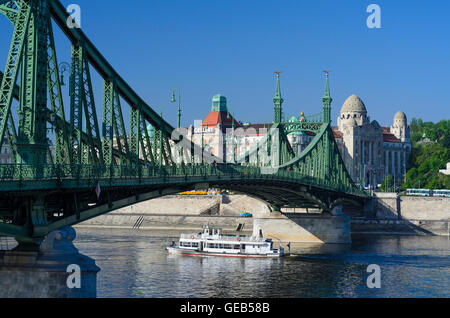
74,194,450,236
352,193,450,236
75,194,265,234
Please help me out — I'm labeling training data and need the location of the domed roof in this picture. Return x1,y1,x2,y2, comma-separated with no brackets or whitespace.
394,111,407,121
289,116,298,123
341,95,367,114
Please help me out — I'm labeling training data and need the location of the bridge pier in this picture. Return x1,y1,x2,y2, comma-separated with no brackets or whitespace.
0,226,100,298
253,212,351,244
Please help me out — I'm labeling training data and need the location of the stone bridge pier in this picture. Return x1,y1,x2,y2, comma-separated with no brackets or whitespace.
0,227,100,298
253,211,351,244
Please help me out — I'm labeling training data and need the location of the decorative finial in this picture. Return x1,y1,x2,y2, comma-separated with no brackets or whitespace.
274,71,282,78
323,70,331,77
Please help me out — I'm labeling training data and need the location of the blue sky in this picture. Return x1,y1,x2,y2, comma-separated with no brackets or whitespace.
1,0,449,128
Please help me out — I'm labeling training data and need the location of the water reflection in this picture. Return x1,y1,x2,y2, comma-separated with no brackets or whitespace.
71,229,449,298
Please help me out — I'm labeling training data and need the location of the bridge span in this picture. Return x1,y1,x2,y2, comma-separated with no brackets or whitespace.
0,0,370,244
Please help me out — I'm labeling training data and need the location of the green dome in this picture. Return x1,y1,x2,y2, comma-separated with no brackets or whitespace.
289,116,298,122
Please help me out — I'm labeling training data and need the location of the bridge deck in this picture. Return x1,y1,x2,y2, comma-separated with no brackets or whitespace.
0,164,367,198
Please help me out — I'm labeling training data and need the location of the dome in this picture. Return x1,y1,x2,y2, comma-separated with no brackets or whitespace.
289,116,298,122
371,120,381,129
394,111,407,121
393,111,407,128
341,95,367,114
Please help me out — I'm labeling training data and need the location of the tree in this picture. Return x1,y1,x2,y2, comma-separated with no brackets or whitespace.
404,118,450,190
380,174,394,192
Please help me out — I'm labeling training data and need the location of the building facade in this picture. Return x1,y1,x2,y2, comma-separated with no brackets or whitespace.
0,138,13,164
333,95,411,187
187,80,411,188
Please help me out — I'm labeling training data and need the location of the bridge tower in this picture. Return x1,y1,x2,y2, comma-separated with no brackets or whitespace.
322,71,333,179
322,71,332,123
0,0,50,166
273,72,283,124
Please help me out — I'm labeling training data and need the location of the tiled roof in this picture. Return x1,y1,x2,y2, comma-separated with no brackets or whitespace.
202,111,241,129
381,126,401,143
383,133,401,143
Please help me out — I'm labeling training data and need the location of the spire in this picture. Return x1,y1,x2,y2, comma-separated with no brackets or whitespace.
322,71,332,123
273,72,284,123
274,72,283,101
177,91,181,129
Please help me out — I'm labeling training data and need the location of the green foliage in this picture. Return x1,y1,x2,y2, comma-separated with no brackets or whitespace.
403,118,450,190
380,174,394,192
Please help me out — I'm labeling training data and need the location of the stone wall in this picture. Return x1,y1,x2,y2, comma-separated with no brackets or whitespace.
79,214,253,233
374,193,450,221
253,213,351,243
356,193,450,236
399,196,450,221
111,195,222,216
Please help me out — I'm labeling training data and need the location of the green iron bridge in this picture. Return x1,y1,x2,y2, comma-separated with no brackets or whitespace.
0,0,369,244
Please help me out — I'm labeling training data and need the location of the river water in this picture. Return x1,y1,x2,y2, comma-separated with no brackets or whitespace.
72,228,450,298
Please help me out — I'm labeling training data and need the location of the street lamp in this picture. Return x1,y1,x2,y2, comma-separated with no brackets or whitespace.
59,62,70,86
170,89,181,129
171,89,183,164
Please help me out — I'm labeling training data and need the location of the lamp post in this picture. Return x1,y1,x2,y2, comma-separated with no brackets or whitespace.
59,62,70,86
171,89,183,164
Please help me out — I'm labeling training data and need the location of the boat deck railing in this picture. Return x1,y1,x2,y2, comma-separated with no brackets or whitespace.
180,233,267,243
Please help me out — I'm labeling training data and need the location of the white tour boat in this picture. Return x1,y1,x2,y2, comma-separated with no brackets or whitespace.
166,226,285,258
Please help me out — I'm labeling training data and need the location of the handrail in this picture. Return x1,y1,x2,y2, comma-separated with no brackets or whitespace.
0,163,369,197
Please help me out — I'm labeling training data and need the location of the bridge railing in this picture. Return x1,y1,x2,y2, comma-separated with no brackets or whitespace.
0,164,367,197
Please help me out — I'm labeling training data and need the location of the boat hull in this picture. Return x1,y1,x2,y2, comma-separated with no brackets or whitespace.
166,247,284,258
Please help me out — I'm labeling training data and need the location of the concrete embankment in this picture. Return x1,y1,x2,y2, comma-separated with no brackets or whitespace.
75,193,450,237
75,194,264,234
352,193,450,236
351,218,449,236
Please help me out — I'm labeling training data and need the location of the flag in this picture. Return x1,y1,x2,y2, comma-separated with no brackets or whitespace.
95,182,101,199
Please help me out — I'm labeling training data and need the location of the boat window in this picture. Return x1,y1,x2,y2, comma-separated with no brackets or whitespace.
234,245,240,250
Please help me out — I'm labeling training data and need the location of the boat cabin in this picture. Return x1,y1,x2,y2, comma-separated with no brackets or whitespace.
177,225,281,256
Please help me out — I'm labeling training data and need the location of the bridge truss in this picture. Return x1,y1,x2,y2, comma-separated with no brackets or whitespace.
0,0,368,243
